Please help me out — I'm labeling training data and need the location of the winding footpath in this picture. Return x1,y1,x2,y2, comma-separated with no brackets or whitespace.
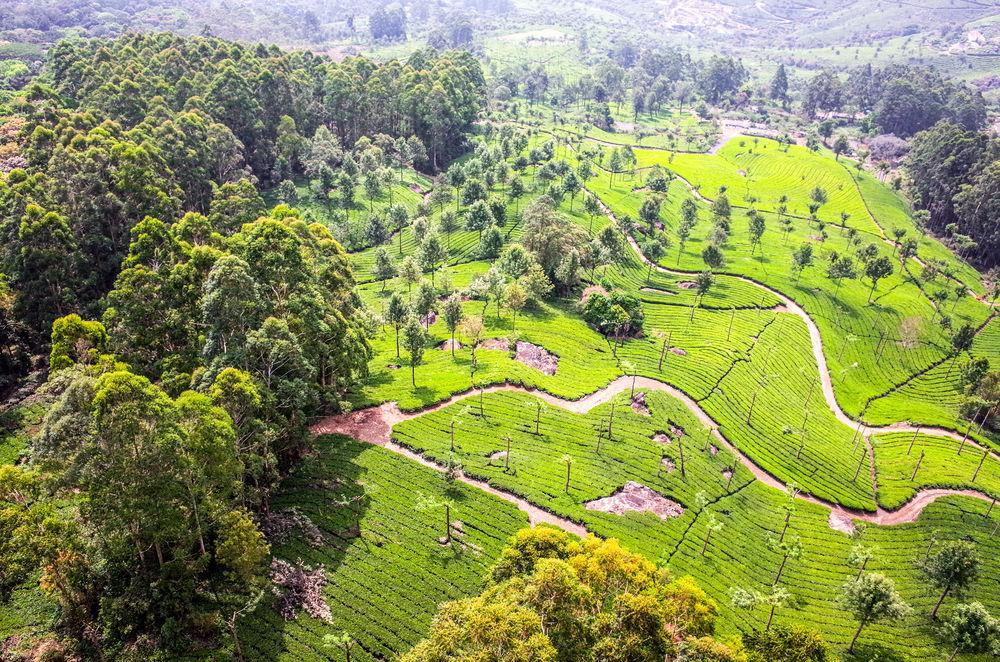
312,375,995,537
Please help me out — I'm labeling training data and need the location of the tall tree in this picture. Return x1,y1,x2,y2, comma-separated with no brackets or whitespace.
841,573,911,652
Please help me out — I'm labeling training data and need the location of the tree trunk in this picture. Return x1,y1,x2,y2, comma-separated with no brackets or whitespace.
932,584,950,619
230,622,245,661
445,504,451,544
849,621,865,652
774,555,787,585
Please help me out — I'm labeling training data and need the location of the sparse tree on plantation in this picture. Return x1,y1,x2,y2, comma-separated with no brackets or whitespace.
466,199,494,242
691,270,714,320
443,295,464,357
363,171,382,212
865,255,894,302
419,233,447,284
415,281,437,330
640,196,662,234
899,238,918,266
833,135,850,159
768,534,803,586
711,191,731,225
503,282,527,331
323,632,356,662
386,293,407,359
583,193,602,234
923,540,980,619
414,493,456,544
460,316,485,378
641,236,668,283
792,244,814,282
841,573,911,652
429,186,451,215
748,211,766,254
827,255,857,295
848,543,877,579
562,171,581,211
732,586,793,631
399,256,421,294
508,177,525,211
700,513,724,556
446,165,466,211
942,602,999,661
403,316,426,387
608,150,623,187
371,247,396,291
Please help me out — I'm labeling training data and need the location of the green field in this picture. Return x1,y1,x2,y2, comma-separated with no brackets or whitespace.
239,438,528,661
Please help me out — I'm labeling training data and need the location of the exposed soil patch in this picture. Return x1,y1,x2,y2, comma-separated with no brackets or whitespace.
660,457,676,473
515,341,559,375
737,169,746,176
678,281,697,289
261,508,325,547
311,402,406,446
386,363,400,370
722,468,733,481
438,339,462,351
581,285,608,304
488,450,508,464
479,338,510,351
585,482,684,519
270,559,331,622
671,425,686,438
670,347,688,356
641,287,676,295
709,445,719,456
828,510,856,535
653,433,672,445
420,311,437,326
630,391,650,416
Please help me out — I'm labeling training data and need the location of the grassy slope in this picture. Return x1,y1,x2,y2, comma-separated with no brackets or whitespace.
392,389,1000,660
561,130,993,438
239,438,528,662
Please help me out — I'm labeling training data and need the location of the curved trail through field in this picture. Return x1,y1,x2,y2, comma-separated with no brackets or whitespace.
598,188,998,459
312,376,995,536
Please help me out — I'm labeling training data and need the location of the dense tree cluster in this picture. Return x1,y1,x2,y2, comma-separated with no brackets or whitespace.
369,3,406,41
43,33,483,176
0,33,485,362
798,64,987,137
404,527,829,662
1,204,371,656
494,45,745,112
905,121,1000,268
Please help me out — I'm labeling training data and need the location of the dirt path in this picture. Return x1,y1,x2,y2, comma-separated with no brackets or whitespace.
707,121,805,154
312,376,995,535
612,196,997,455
